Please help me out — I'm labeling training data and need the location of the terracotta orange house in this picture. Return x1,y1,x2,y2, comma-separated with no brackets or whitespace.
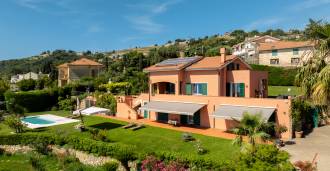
117,48,292,139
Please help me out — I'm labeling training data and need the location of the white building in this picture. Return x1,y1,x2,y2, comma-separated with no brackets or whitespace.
10,72,49,84
232,35,280,64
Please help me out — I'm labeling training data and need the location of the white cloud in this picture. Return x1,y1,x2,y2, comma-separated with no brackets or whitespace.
125,0,183,35
293,0,330,10
244,18,284,30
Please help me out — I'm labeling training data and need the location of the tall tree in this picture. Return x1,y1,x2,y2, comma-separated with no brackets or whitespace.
295,19,330,116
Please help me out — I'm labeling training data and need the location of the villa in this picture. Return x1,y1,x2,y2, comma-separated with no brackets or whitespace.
232,35,314,67
57,58,104,87
116,48,293,139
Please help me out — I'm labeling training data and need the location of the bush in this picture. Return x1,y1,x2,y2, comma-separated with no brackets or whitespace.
251,64,297,86
95,93,116,114
89,128,110,142
103,161,119,171
31,141,52,155
99,82,131,95
4,90,58,112
58,97,76,111
234,145,294,170
4,115,25,133
17,79,37,91
29,154,46,171
0,148,5,155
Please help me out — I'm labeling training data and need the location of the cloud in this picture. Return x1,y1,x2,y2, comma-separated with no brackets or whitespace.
87,24,103,33
126,15,163,34
125,0,183,35
244,18,284,30
15,0,42,10
293,0,330,10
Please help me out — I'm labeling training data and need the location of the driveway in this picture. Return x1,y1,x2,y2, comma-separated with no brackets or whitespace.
283,126,330,171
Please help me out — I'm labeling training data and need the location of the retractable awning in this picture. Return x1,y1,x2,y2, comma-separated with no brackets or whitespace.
212,105,276,121
73,106,110,116
139,101,205,116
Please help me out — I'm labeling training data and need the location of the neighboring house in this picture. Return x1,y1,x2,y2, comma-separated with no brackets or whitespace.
57,58,104,87
10,72,49,84
232,35,314,67
116,48,293,140
233,35,280,64
258,41,313,67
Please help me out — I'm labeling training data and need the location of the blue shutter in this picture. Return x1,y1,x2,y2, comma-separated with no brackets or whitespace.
239,83,245,97
185,83,192,95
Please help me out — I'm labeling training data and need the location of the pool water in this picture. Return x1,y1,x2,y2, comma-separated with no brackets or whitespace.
21,116,55,125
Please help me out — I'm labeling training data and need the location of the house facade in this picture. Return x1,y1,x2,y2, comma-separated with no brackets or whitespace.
258,41,313,67
116,48,293,139
232,35,280,64
10,72,49,84
57,58,103,87
232,35,314,67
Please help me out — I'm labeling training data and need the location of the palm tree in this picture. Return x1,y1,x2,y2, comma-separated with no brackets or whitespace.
232,112,270,152
295,19,330,117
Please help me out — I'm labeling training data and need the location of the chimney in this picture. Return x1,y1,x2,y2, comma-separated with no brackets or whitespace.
220,47,226,63
179,51,185,58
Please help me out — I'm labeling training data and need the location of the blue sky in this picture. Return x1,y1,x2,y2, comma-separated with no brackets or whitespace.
0,0,329,60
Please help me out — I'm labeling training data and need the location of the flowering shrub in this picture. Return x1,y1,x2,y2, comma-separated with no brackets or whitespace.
141,156,165,171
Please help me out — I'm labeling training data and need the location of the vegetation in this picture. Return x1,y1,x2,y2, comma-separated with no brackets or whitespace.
251,65,298,86
99,82,131,95
4,115,25,133
95,93,116,114
291,98,314,132
295,19,330,117
268,86,301,97
232,113,271,152
0,79,9,101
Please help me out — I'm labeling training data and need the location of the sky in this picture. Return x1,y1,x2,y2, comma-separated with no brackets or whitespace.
0,0,329,60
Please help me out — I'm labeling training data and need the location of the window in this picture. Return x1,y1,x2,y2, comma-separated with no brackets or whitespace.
270,59,279,65
293,48,299,55
272,50,278,56
227,63,240,71
186,83,207,95
291,58,300,65
226,83,245,97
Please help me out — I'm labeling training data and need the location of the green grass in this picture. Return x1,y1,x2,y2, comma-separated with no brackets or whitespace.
268,86,302,97
0,111,239,161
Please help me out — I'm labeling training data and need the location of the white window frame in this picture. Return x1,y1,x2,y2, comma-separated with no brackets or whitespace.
191,82,207,96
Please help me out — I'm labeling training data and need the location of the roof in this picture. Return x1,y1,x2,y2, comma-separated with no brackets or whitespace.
185,55,236,70
258,41,313,51
212,104,276,121
57,58,103,68
139,101,206,115
144,56,202,72
233,35,280,47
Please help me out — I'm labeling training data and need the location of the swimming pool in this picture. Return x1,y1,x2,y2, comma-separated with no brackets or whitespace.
21,116,55,124
21,114,79,129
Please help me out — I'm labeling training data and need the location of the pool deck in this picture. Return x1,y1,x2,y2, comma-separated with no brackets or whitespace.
22,114,79,129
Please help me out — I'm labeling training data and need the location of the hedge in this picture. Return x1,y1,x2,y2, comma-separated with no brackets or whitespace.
0,133,228,169
4,90,59,112
251,64,297,86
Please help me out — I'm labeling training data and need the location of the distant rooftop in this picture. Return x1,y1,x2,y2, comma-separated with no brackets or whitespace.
57,58,103,68
258,41,313,51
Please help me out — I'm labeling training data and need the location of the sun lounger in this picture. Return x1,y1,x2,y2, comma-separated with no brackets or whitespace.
130,123,144,131
122,123,136,129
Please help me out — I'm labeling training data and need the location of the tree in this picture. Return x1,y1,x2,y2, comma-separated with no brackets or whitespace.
232,113,270,152
96,93,117,114
0,79,9,101
4,115,25,133
295,19,330,116
17,79,36,91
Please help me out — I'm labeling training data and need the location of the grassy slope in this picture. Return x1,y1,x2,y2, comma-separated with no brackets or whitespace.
0,111,239,161
268,86,302,97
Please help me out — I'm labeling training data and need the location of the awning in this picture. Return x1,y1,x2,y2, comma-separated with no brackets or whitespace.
73,106,110,116
139,101,205,115
212,105,276,121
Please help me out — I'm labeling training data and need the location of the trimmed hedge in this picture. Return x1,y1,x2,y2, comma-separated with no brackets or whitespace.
251,64,297,86
4,90,58,112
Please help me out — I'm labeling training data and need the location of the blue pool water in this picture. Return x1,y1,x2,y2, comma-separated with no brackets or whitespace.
21,116,55,125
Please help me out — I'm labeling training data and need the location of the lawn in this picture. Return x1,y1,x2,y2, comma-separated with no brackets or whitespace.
0,111,239,161
268,86,302,97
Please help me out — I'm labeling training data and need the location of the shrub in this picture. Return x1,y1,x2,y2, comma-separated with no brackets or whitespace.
103,161,119,171
17,79,37,91
31,141,52,155
95,93,116,114
4,115,25,133
0,148,5,155
58,97,76,111
182,132,195,142
29,154,46,171
89,128,110,142
234,145,294,170
4,90,58,112
194,140,207,155
99,82,131,95
141,156,165,170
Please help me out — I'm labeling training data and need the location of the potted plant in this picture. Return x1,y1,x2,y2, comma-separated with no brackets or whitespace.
294,121,303,138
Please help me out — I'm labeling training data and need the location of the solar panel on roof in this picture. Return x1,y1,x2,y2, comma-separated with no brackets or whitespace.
156,56,200,66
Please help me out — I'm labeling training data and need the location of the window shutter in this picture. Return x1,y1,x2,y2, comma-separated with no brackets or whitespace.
202,83,208,95
185,83,192,95
239,83,245,97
